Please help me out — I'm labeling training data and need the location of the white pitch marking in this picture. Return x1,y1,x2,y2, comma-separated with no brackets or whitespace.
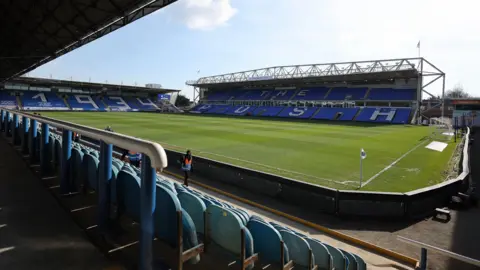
361,140,430,187
157,141,358,187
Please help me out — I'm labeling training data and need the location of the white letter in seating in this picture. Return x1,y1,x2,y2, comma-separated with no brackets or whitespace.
137,98,158,108
75,95,98,109
289,107,307,117
32,93,47,102
234,106,251,114
109,96,130,109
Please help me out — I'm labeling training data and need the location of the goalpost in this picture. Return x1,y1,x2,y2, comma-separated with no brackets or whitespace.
429,117,454,142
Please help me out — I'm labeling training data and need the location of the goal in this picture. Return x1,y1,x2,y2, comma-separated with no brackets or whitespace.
429,117,454,142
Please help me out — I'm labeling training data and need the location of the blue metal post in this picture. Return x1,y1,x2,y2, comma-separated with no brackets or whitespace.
420,248,427,269
29,119,38,163
98,141,113,232
6,111,11,137
21,117,29,154
60,129,72,194
0,110,4,132
12,114,19,145
40,123,50,176
139,155,156,270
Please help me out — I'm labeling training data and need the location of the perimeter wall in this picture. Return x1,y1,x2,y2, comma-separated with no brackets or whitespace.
79,128,471,219
161,128,471,219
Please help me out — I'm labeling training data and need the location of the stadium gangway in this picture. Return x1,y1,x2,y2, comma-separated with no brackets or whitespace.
0,108,178,270
398,236,480,270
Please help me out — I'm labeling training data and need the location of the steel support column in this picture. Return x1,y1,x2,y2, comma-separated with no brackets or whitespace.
40,123,50,176
140,154,156,270
60,129,72,194
28,119,37,163
98,141,112,232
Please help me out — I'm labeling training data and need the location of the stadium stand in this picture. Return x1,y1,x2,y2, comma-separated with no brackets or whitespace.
19,121,368,270
21,92,69,110
0,90,183,112
191,86,416,124
0,92,18,109
67,94,104,111
191,103,412,124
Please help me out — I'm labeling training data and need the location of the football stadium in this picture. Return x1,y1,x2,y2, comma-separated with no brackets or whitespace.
1,1,479,270
32,58,456,193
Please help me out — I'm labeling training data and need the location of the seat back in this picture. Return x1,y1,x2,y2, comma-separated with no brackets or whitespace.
177,191,206,234
247,219,289,265
279,230,313,268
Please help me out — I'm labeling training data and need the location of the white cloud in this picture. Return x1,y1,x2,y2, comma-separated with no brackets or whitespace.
175,0,237,30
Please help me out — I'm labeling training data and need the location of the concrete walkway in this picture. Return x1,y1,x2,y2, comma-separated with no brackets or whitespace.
0,137,119,270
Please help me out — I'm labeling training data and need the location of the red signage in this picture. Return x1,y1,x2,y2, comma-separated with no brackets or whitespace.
451,99,480,105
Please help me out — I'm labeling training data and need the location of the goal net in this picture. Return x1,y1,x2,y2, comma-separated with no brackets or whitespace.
429,117,454,142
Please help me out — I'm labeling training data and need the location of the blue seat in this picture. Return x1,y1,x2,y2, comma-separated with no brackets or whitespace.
177,191,206,235
322,243,346,270
54,139,62,167
117,170,141,221
279,230,313,268
352,254,366,270
206,205,254,269
154,186,200,264
340,249,358,270
84,154,99,190
71,147,84,189
247,219,289,265
305,238,332,270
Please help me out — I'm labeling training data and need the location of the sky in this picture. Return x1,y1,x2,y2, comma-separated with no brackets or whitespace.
29,0,480,100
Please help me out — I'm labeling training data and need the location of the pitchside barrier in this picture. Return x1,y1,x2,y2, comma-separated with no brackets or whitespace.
18,111,471,219
78,128,470,219
157,128,471,219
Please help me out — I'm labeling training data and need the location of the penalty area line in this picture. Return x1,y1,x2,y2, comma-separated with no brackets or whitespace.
361,140,429,188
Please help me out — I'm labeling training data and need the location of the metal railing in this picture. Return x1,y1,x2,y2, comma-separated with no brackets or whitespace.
0,108,168,270
7,109,168,169
398,236,480,269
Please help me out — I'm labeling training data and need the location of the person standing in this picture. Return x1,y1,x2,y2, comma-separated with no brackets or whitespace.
181,150,193,186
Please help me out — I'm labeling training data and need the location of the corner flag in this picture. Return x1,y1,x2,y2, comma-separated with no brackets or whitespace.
360,148,367,159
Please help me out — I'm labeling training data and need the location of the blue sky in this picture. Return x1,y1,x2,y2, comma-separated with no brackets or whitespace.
29,0,480,99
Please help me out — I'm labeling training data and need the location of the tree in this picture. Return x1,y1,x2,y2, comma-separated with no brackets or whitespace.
446,84,470,98
175,94,191,107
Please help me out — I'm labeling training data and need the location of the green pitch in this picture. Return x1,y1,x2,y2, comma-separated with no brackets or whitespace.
41,112,457,192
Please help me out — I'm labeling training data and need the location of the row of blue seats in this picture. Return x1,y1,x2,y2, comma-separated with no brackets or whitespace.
192,105,411,124
38,131,367,270
205,87,415,101
0,92,158,111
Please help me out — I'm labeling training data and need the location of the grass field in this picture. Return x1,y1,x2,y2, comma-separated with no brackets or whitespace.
41,112,457,192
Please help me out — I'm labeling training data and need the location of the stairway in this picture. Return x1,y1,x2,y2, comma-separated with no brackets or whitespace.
16,96,23,110
363,88,371,100
62,96,72,110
